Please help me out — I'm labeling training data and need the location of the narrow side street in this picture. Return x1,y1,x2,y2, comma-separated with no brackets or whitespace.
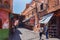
9,28,60,40
18,28,39,40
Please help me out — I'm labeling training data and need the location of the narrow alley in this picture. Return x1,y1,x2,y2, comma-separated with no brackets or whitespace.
9,27,59,40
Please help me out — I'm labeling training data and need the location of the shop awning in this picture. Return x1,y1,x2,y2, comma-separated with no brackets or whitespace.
23,15,34,22
39,13,54,24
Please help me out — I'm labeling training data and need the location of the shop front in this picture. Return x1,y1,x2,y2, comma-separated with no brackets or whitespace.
22,15,35,30
39,11,60,38
48,12,60,38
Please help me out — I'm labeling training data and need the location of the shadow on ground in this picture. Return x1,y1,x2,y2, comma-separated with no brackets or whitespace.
9,28,22,40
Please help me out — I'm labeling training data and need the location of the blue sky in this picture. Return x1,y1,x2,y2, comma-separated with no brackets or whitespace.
13,0,32,14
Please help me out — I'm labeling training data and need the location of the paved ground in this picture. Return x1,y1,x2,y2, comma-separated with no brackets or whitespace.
9,28,60,40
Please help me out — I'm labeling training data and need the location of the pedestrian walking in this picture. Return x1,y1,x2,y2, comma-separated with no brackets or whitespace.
44,24,49,39
13,16,19,31
39,24,44,40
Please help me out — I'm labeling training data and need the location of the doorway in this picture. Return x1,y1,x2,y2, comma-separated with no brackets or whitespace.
48,16,57,38
0,18,2,29
48,15,60,38
57,16,60,38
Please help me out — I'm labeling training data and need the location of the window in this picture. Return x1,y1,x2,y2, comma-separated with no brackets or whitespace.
59,0,60,4
38,13,40,20
44,0,48,4
55,0,59,6
0,0,2,3
0,0,2,8
37,2,48,12
40,3,43,10
4,1,10,9
28,14,29,18
26,15,28,19
48,0,59,7
32,11,34,15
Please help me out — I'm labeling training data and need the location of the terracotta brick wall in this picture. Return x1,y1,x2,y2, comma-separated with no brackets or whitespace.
0,10,9,29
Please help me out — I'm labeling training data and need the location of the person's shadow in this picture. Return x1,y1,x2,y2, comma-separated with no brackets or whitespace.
9,28,22,40
13,29,22,40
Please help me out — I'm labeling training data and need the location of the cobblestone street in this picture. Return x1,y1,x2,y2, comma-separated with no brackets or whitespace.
9,28,59,40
